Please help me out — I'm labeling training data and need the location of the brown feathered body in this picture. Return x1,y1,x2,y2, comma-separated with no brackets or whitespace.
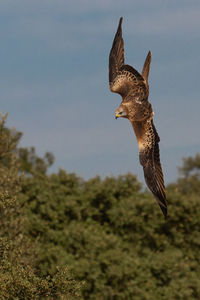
109,17,167,217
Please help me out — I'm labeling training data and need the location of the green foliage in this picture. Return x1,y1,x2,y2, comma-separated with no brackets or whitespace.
175,154,200,195
1,114,200,299
0,115,84,300
19,147,54,175
19,156,200,299
179,154,200,177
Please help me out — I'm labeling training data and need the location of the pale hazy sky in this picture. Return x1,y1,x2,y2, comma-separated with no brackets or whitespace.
0,0,200,184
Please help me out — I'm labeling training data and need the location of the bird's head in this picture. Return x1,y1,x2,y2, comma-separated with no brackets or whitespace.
115,104,128,119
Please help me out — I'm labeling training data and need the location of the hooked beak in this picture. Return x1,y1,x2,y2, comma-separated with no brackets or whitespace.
115,113,120,119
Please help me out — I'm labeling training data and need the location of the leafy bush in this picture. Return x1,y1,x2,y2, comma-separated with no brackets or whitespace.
19,154,200,299
1,114,200,299
0,115,84,300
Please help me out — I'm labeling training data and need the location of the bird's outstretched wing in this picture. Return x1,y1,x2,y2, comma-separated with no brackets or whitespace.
132,120,167,217
109,17,124,86
109,18,146,98
142,51,152,86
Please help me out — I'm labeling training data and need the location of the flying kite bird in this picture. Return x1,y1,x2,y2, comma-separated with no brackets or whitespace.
109,17,167,218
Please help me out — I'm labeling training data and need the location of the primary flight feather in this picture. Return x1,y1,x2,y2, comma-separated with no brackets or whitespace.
109,17,167,218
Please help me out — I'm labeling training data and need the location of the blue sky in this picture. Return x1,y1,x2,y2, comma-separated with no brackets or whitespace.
0,0,200,185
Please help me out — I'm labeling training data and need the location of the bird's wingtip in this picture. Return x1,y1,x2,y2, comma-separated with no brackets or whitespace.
148,50,152,58
160,204,167,219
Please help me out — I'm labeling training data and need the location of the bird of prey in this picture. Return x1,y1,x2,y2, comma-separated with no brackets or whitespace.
109,17,167,218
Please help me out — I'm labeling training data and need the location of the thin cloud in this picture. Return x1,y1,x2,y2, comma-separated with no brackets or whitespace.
129,7,200,36
0,1,199,54
0,0,199,183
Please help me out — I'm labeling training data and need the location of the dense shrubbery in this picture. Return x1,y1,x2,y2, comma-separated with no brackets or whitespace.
0,115,200,299
0,115,83,299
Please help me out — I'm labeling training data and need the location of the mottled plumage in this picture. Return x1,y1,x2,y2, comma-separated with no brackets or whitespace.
109,17,167,218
